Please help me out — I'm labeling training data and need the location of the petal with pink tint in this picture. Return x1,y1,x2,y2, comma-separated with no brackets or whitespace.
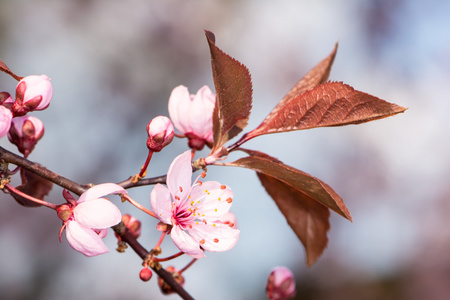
216,212,238,229
78,183,126,203
171,225,206,259
150,184,173,225
166,151,193,200
20,75,53,110
0,106,12,138
189,181,233,220
96,228,108,239
65,220,109,257
189,86,215,138
73,198,122,229
188,222,239,253
168,85,192,134
266,266,296,300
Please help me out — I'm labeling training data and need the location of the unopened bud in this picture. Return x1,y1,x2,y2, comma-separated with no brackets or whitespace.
139,267,153,282
146,116,174,152
57,204,73,222
8,116,44,157
121,214,142,238
156,221,169,232
158,266,185,294
266,266,296,300
0,106,12,138
13,75,53,116
0,92,14,108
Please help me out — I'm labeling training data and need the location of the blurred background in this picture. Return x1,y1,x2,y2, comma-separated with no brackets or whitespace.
0,0,449,299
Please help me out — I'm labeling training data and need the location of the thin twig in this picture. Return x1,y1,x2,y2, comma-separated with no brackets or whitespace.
116,174,167,189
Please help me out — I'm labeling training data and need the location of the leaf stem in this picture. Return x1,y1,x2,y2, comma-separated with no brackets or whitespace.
226,132,255,153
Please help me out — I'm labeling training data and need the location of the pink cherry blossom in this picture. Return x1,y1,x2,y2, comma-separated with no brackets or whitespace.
57,183,126,257
0,106,12,138
266,266,296,300
150,150,239,258
8,115,44,157
168,85,215,150
13,75,53,116
146,116,174,152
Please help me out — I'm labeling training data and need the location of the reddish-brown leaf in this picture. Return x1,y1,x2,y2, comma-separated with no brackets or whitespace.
226,150,352,221
258,172,330,267
278,43,338,108
0,59,23,81
11,169,53,207
205,30,253,152
247,81,407,139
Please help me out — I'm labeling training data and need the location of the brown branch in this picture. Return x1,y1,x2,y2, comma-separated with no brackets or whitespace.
116,174,167,189
112,222,194,300
0,146,194,300
0,146,86,195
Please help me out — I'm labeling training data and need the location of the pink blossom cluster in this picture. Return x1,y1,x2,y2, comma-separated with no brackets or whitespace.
1,75,52,157
143,86,240,259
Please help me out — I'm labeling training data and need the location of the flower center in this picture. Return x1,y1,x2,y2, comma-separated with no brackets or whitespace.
172,204,193,230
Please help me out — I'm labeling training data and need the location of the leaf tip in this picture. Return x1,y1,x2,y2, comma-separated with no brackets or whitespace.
204,30,215,43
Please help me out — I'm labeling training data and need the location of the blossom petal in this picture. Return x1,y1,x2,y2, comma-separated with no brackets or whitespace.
188,222,239,253
150,184,173,224
216,212,238,229
73,198,122,229
96,228,108,239
78,183,126,203
65,220,109,257
166,151,193,201
189,181,233,220
171,225,206,259
189,86,215,138
0,106,12,138
168,85,192,134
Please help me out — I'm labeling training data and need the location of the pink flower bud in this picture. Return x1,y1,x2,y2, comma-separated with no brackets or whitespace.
139,267,153,282
158,266,185,294
13,75,53,116
146,116,174,152
168,85,215,150
57,203,73,222
266,266,296,300
0,106,13,138
8,115,44,157
0,92,13,108
121,214,142,238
